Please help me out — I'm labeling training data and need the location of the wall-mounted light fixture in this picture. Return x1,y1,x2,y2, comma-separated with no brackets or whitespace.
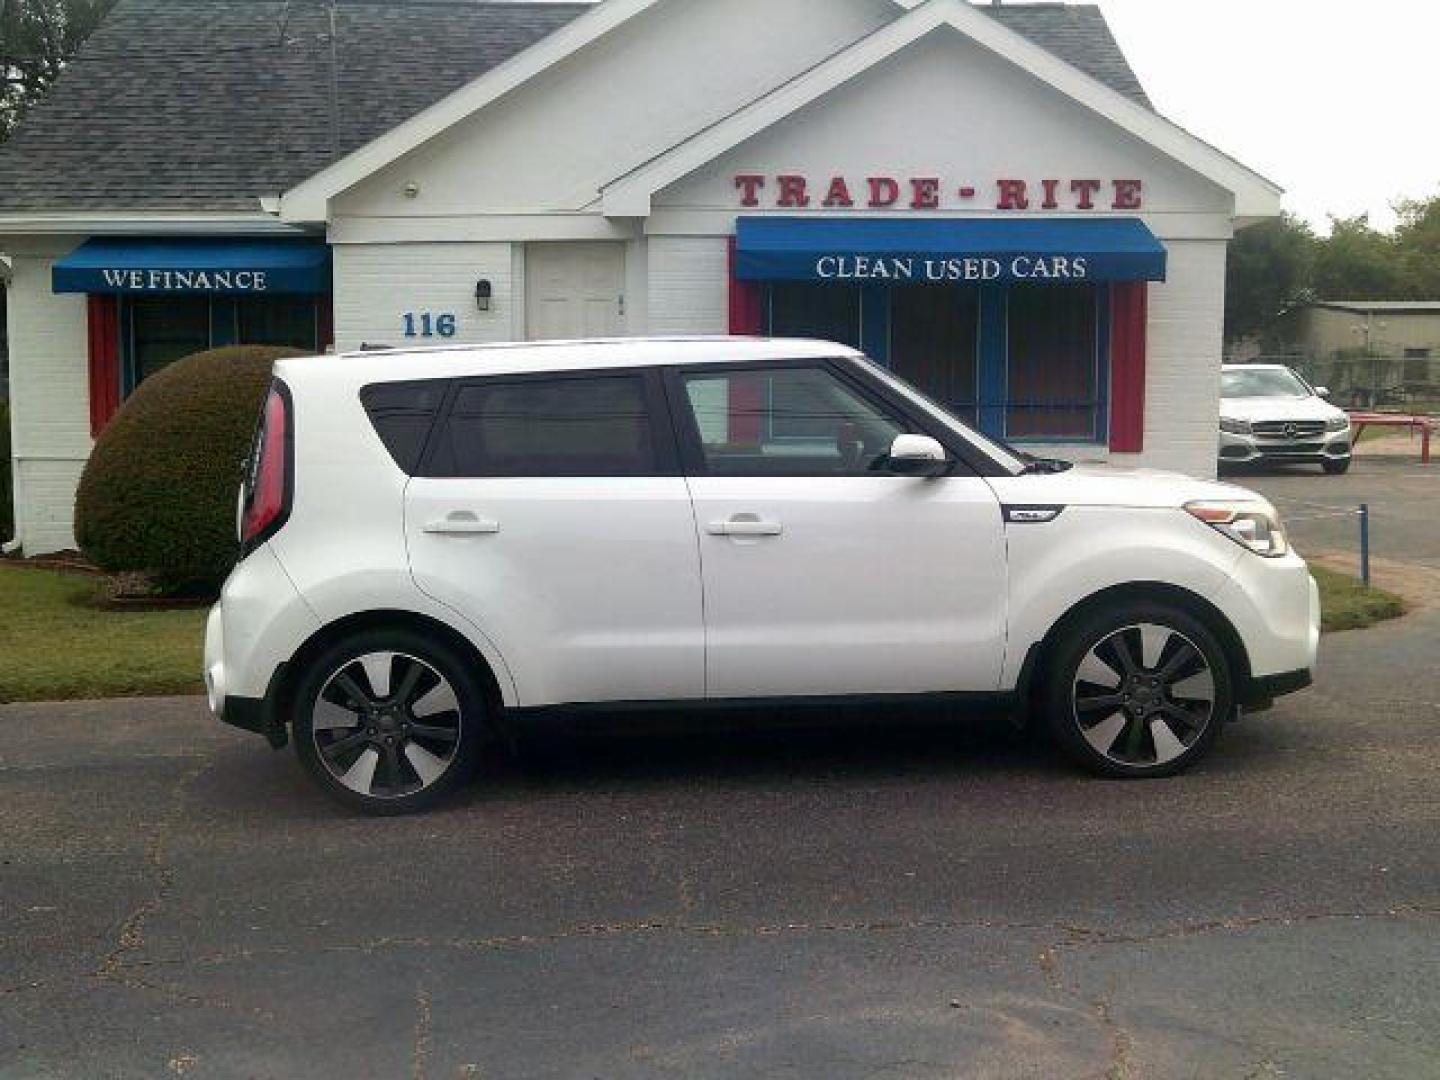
475,279,493,312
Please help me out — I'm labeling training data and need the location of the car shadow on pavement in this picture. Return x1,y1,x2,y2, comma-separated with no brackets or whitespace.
496,706,1056,785
198,700,1305,820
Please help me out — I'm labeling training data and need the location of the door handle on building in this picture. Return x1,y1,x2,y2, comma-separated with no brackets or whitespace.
423,512,500,535
706,517,782,537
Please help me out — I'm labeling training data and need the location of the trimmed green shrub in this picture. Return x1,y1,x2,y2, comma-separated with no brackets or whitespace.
0,399,12,544
74,345,305,594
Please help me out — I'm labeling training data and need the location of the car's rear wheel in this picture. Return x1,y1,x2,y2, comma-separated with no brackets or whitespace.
1323,458,1351,475
1041,603,1232,778
292,629,486,814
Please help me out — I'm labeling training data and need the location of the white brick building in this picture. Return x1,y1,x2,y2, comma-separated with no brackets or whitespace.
0,0,1279,556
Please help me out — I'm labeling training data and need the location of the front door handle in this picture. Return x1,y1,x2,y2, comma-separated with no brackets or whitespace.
423,512,500,535
705,516,782,537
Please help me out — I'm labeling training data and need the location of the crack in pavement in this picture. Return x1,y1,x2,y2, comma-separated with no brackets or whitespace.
1091,995,1138,1080
102,904,1438,975
92,754,213,984
412,984,433,1080
87,750,277,1022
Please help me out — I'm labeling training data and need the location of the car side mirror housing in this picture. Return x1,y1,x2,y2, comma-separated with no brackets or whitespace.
885,434,949,477
1314,385,1331,399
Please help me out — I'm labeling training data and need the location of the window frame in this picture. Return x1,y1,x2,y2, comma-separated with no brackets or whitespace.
415,366,681,479
661,356,994,479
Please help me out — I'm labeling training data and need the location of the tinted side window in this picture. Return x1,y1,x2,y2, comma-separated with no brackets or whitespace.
677,364,906,477
360,379,450,474
430,375,656,477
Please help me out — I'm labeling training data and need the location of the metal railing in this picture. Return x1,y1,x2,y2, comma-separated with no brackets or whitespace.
1267,495,1372,585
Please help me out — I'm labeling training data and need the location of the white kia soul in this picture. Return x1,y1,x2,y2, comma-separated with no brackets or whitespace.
205,338,1319,813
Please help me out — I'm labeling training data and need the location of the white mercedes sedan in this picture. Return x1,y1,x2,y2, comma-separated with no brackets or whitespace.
1218,364,1353,474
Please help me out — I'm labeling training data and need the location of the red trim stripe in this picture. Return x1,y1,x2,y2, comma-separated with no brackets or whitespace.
1108,282,1147,453
726,236,763,335
86,295,121,438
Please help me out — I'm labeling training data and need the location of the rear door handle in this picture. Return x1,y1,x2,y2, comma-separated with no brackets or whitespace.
705,516,782,537
423,512,500,535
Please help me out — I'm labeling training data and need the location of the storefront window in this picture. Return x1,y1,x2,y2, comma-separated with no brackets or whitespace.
889,285,979,425
237,295,319,349
1005,284,1099,440
128,297,210,386
122,295,325,393
768,282,862,349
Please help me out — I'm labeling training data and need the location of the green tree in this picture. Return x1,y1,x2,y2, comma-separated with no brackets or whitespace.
1,0,117,141
1225,212,1316,347
1311,214,1404,301
1392,193,1440,299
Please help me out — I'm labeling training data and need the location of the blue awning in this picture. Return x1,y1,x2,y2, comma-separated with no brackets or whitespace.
53,237,332,295
735,216,1166,284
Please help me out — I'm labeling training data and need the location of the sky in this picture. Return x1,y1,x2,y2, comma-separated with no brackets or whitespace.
1096,0,1440,233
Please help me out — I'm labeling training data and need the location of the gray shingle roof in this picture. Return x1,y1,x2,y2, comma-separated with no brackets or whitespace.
985,3,1152,110
0,0,1152,214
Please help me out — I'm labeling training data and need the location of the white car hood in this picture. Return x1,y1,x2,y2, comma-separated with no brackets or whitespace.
986,463,1270,511
1219,395,1346,423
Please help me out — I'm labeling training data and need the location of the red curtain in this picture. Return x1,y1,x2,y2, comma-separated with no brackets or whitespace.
86,295,121,437
1108,282,1148,452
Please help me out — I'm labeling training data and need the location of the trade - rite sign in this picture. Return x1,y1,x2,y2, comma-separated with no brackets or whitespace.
735,174,1144,212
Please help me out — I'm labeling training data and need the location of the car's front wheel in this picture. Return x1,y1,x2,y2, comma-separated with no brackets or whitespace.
292,629,486,814
1041,603,1232,778
1323,458,1351,475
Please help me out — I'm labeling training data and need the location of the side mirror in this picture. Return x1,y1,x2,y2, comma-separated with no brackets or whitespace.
885,433,949,477
1315,386,1331,399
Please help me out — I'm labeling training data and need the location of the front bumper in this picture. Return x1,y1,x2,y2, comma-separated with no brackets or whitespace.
1214,557,1320,708
1241,667,1313,709
1219,426,1351,465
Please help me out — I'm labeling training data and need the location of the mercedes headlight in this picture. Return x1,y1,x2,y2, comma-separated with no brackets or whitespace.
1185,500,1289,557
1324,414,1350,432
1219,417,1252,435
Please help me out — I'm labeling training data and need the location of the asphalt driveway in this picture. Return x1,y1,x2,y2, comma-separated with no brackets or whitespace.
3,454,1439,1078
1227,452,1440,570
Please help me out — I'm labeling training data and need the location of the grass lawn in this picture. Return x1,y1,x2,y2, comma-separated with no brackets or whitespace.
1312,564,1406,632
0,561,1411,704
0,565,207,703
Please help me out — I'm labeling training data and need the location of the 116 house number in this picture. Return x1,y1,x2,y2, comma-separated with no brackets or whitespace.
401,311,457,338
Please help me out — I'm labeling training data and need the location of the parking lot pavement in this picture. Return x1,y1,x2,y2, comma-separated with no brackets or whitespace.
4,594,1439,1080
1225,454,1440,568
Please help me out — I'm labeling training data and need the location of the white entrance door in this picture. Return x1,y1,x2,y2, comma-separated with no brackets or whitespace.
525,242,626,340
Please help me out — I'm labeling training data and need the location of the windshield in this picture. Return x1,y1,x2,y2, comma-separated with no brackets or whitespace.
1221,367,1310,399
851,355,1028,474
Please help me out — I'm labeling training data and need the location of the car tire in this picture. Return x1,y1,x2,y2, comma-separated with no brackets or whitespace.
1041,602,1232,778
1323,458,1351,475
292,628,487,814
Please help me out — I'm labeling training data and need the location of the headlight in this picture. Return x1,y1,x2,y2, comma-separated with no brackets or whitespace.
1185,500,1289,557
1324,414,1350,432
1219,417,1252,435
